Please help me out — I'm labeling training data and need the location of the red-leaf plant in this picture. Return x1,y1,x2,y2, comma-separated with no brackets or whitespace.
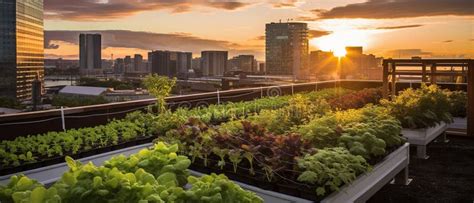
169,118,312,182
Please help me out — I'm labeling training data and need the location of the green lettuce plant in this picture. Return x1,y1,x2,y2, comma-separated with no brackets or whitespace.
296,147,370,196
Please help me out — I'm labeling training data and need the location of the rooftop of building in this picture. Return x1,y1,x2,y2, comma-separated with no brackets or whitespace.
59,85,108,96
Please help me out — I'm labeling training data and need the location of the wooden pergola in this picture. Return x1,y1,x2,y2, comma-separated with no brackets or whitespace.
382,59,473,136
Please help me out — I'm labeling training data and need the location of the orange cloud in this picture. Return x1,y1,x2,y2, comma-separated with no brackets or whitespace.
45,0,252,21
45,30,265,60
318,0,474,19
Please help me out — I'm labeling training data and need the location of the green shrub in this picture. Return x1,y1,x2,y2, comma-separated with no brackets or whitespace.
382,84,452,129
0,97,24,109
445,90,467,118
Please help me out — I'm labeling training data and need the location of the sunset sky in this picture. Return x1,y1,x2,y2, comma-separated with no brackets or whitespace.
44,0,474,60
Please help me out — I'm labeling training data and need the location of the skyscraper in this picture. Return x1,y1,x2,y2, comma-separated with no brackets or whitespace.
228,55,256,73
176,52,192,76
134,54,143,72
201,51,228,76
0,0,44,101
265,22,308,77
79,33,101,74
150,51,192,78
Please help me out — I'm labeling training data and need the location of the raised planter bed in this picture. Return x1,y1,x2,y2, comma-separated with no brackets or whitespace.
189,143,410,203
447,117,467,131
0,135,155,176
0,143,153,185
402,122,448,159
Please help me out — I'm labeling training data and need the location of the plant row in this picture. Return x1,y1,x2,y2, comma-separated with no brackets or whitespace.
0,142,263,203
157,92,404,197
382,84,466,129
0,88,358,170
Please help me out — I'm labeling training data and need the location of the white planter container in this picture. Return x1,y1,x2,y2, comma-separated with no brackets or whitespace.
0,143,153,185
448,117,467,130
190,143,410,203
402,122,448,159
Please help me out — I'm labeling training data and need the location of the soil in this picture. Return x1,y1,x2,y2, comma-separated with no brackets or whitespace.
369,135,474,203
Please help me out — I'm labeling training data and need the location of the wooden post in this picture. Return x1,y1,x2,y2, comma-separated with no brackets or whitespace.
431,64,437,84
391,63,397,99
422,64,427,83
383,60,389,99
468,60,473,137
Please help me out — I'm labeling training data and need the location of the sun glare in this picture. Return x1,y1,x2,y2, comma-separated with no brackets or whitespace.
309,22,370,58
333,47,347,57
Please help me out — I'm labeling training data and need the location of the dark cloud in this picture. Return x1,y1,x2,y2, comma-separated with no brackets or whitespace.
443,40,453,43
45,30,263,58
308,30,332,38
45,0,251,21
253,35,265,40
376,24,424,30
314,0,473,19
44,42,60,49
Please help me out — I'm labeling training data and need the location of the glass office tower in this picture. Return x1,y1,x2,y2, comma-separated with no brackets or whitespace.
0,0,44,101
265,22,308,76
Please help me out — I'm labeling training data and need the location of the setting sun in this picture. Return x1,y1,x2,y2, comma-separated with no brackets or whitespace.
309,22,370,57
333,47,347,57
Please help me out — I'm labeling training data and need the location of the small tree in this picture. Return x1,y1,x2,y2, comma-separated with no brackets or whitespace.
143,74,176,113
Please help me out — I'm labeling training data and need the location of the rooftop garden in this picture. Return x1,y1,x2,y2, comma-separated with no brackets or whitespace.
0,75,468,202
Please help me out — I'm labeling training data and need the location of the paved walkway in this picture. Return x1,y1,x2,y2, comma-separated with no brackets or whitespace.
369,136,474,202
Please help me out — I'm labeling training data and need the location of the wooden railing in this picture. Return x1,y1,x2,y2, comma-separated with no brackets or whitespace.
383,59,473,137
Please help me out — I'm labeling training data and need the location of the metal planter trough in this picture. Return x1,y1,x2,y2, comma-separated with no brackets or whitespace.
402,122,448,159
0,143,153,185
447,117,467,132
190,143,410,203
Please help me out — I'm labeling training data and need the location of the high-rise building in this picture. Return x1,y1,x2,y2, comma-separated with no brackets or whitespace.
134,54,143,72
309,50,338,80
114,58,124,74
0,0,44,101
201,51,228,76
265,22,308,77
259,62,265,73
309,47,381,80
228,55,256,73
150,51,192,78
124,55,132,73
79,34,101,74
341,47,379,80
345,47,363,56
177,52,192,76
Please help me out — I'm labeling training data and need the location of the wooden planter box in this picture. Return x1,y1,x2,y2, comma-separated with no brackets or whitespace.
402,122,448,159
0,143,153,185
189,143,410,203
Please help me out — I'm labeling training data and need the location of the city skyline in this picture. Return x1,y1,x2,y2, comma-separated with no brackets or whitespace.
44,0,474,60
